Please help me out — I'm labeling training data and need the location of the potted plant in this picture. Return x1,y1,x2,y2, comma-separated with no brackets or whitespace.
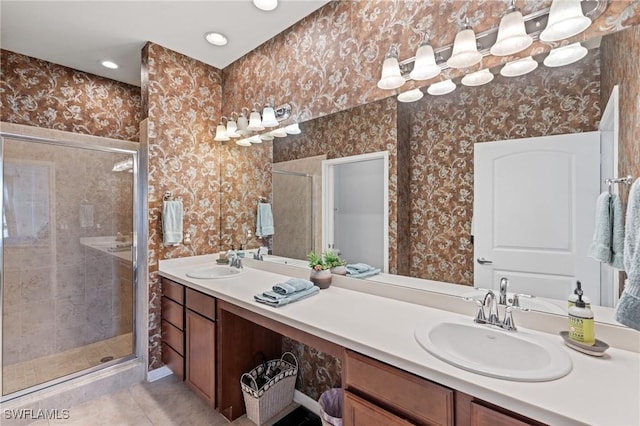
324,250,347,275
307,251,332,289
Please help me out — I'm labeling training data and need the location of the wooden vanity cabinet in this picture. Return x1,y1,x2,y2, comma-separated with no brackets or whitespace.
456,392,545,426
161,278,185,380
343,391,413,426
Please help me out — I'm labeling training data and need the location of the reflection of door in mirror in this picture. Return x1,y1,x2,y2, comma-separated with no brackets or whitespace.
3,159,54,247
474,132,601,303
323,152,389,272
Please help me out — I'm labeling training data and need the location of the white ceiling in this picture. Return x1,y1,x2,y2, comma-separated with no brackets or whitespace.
0,0,330,87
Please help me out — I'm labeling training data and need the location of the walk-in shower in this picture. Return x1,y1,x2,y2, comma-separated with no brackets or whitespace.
1,128,139,400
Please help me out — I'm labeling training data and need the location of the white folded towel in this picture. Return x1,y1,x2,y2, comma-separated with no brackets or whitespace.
256,202,274,237
616,179,640,331
162,200,183,246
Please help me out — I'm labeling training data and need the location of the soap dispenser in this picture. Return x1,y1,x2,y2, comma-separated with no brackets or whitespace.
568,281,591,308
568,281,595,346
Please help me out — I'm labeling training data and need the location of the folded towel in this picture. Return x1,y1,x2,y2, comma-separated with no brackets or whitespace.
273,278,314,295
254,286,320,307
616,179,640,331
345,263,374,274
347,268,381,279
588,192,625,268
162,200,183,246
256,202,274,237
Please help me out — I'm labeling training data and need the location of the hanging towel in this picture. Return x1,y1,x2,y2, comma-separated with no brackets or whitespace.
588,192,625,268
272,278,314,295
79,203,94,228
162,200,183,246
256,202,274,237
616,179,640,331
254,286,319,307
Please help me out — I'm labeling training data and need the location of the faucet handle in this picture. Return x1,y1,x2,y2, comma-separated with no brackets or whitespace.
511,293,533,309
474,300,487,323
502,307,517,332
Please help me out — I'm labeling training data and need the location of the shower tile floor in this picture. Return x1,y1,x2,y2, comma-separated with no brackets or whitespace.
3,333,133,396
5,374,297,426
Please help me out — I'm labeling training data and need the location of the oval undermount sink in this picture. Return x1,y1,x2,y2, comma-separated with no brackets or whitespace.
414,319,572,382
186,265,246,279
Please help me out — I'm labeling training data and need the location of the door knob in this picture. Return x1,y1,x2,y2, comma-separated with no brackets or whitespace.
476,257,493,265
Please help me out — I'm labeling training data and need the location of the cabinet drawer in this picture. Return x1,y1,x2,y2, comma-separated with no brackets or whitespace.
470,403,533,426
186,288,216,321
162,319,184,355
162,278,184,304
162,342,184,380
162,296,184,330
344,390,413,426
344,350,453,426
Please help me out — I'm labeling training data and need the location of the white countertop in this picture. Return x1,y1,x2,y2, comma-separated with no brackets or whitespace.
159,255,640,426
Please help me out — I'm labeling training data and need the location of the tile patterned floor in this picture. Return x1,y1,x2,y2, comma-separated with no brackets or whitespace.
3,333,133,395
4,375,298,426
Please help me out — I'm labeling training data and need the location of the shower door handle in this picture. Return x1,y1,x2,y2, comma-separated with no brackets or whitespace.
476,257,493,265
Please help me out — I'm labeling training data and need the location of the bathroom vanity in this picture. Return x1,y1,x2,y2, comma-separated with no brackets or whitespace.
158,255,640,426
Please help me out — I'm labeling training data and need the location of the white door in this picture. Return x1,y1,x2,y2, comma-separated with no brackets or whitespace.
474,132,601,303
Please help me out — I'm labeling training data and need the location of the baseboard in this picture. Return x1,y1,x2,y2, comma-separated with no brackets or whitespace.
293,390,321,416
146,366,172,382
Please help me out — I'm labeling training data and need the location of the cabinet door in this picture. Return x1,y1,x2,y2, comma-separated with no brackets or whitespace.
470,403,533,426
186,309,216,406
344,391,413,426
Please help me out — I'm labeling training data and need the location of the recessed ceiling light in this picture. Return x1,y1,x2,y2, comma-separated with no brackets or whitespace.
100,60,118,69
205,32,228,46
253,0,278,11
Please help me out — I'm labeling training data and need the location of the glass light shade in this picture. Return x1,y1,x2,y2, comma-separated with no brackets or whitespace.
490,10,533,56
461,69,494,87
261,105,279,127
237,113,249,135
259,133,274,141
377,55,405,90
214,123,229,142
539,0,591,42
284,123,301,135
447,28,482,69
500,56,538,77
236,139,252,147
409,44,441,80
543,42,588,67
253,0,277,11
247,109,265,131
427,79,456,96
226,119,240,138
271,128,288,138
249,136,262,144
397,89,424,103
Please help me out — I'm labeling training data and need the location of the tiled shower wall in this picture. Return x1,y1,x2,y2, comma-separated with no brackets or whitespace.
2,138,134,365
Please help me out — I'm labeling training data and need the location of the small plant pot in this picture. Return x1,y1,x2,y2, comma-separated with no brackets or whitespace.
330,265,347,275
310,269,332,289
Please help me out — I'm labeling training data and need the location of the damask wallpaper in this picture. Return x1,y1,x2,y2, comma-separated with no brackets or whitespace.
404,49,601,284
222,0,640,126
0,50,141,141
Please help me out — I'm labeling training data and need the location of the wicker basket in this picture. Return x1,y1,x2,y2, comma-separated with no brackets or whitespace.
241,352,298,425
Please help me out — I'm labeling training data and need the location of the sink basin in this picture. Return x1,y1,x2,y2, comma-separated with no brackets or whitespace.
460,290,566,315
186,265,246,279
414,319,572,381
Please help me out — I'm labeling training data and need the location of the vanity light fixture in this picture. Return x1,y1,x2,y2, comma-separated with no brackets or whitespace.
427,79,456,96
247,106,265,131
377,45,405,90
284,123,301,135
261,103,279,127
397,89,424,103
249,135,263,144
214,119,230,142
409,36,441,81
236,139,252,147
539,0,591,42
259,133,275,141
100,60,119,69
543,42,588,67
237,108,250,135
500,56,538,77
447,19,482,69
461,69,494,87
253,0,277,11
226,114,240,138
204,32,228,46
490,1,533,56
270,128,288,138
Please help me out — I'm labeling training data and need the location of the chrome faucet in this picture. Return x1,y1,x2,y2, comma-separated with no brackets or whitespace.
227,251,243,269
473,289,517,332
499,277,509,305
484,290,500,324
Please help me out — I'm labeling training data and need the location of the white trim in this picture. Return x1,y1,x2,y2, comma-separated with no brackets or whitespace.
293,389,321,416
322,151,390,273
146,366,173,382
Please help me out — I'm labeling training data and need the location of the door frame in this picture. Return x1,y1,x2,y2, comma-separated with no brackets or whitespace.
322,151,389,273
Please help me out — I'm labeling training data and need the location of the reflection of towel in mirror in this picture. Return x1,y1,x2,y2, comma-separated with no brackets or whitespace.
254,286,319,307
273,278,314,295
256,202,274,237
616,179,640,331
346,263,380,278
162,200,183,246
588,192,625,269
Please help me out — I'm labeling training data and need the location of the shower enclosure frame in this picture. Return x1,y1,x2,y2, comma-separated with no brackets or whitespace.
0,125,147,403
